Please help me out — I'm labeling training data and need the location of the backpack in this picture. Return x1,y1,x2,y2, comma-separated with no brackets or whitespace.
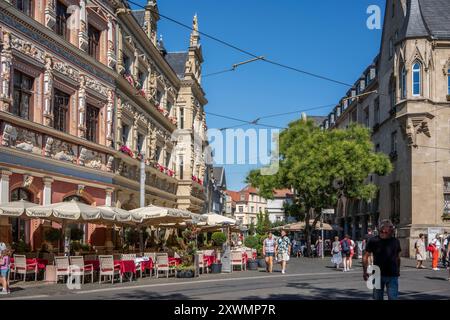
341,239,350,252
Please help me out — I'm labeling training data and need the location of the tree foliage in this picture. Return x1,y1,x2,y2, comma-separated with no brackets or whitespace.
246,120,392,252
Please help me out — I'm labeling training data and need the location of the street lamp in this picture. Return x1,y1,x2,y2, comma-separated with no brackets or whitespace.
139,152,146,253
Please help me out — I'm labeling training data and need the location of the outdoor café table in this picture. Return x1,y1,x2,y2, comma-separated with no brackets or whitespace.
84,260,100,271
242,252,248,265
115,260,136,281
168,257,181,266
203,255,216,267
135,257,153,274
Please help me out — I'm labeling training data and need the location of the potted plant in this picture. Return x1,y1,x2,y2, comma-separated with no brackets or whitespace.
244,235,259,270
176,264,196,278
44,228,62,251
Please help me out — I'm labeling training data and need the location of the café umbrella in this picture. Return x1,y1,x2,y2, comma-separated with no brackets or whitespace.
203,212,236,226
130,205,206,226
97,205,143,224
25,200,102,222
0,200,39,217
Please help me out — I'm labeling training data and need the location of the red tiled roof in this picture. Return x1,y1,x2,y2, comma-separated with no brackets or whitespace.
225,190,241,203
273,188,293,198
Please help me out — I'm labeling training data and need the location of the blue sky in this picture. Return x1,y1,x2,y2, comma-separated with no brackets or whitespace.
132,0,385,191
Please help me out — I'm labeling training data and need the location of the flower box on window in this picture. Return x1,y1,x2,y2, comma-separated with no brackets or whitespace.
119,145,134,158
124,73,135,87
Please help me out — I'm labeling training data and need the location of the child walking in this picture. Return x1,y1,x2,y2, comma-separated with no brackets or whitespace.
0,248,10,294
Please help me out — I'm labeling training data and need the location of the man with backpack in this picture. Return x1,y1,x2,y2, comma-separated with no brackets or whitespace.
340,234,351,272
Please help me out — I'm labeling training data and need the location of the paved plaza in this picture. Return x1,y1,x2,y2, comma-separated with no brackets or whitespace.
2,257,450,300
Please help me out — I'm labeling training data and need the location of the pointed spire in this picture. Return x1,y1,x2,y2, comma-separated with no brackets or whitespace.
157,34,167,56
190,13,200,47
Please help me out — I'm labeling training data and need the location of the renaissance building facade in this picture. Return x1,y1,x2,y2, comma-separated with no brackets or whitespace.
0,0,209,249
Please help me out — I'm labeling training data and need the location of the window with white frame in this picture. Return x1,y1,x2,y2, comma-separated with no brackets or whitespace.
412,61,421,96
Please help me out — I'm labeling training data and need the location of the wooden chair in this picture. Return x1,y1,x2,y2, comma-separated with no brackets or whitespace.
143,252,156,277
13,254,37,282
155,253,169,278
197,252,208,274
231,251,245,271
54,256,71,284
69,256,93,284
98,255,121,284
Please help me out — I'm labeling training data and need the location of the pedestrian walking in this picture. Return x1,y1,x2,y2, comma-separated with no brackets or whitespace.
428,238,440,271
262,232,276,273
363,219,401,300
331,236,342,269
362,228,374,266
348,237,356,270
0,247,11,294
340,235,351,272
275,230,291,274
441,232,448,268
315,236,323,258
415,234,427,269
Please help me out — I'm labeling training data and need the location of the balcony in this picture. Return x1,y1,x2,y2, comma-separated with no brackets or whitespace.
0,116,114,173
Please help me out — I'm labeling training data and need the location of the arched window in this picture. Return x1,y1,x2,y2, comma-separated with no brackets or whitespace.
412,61,421,96
10,188,33,243
63,195,89,204
11,187,33,202
401,66,407,99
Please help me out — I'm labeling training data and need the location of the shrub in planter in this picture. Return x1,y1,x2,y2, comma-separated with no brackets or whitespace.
176,265,196,278
211,232,226,247
247,259,258,270
244,235,259,249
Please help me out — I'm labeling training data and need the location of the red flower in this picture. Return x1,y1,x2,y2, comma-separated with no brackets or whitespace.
120,145,134,157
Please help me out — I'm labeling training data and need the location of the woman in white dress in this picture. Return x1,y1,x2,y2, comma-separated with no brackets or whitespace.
415,233,427,269
331,236,342,269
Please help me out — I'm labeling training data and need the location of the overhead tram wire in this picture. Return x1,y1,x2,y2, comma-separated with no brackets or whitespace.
125,0,353,87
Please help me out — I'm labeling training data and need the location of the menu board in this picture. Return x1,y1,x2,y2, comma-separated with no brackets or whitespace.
221,249,232,273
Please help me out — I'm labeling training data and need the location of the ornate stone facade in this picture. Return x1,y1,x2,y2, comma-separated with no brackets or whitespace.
324,0,450,257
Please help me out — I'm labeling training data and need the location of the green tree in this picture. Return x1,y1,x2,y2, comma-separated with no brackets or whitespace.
255,212,264,235
263,210,271,233
246,119,392,255
248,222,255,235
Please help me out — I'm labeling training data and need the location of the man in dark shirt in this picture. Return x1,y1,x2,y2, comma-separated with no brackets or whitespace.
363,219,401,300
